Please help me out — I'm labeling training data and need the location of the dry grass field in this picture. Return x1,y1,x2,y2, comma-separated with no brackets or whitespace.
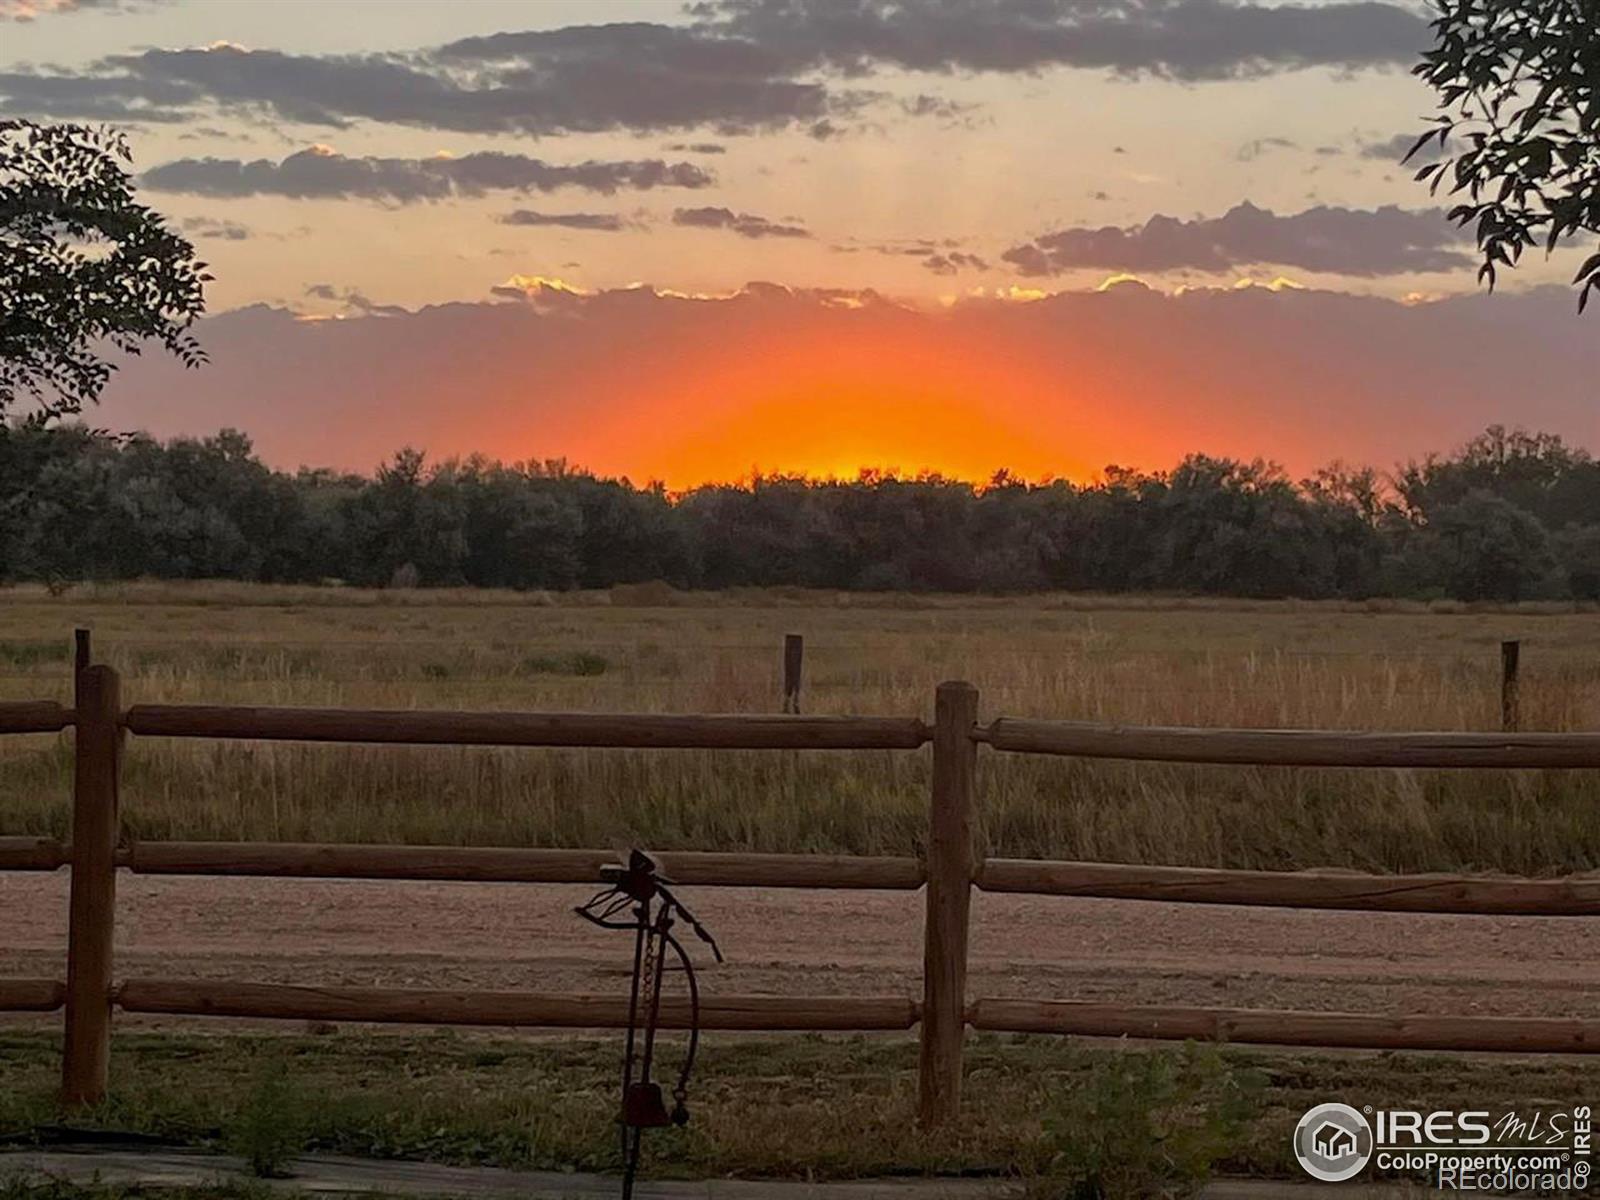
2,581,1599,874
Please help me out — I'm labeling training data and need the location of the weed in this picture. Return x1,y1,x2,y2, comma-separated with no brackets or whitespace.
1033,1044,1263,1199
228,1060,305,1178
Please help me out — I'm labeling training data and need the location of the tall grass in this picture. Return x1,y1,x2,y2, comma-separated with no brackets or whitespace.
1,582,1598,873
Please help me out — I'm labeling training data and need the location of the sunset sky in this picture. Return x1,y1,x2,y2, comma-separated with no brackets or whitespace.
5,0,1598,485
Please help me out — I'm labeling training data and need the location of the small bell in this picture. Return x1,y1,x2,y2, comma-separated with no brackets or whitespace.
622,1080,672,1128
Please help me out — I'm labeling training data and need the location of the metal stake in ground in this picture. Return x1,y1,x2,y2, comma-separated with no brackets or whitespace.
575,849,722,1198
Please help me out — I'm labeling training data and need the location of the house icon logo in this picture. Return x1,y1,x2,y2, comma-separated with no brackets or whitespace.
1294,1103,1373,1182
1314,1122,1356,1158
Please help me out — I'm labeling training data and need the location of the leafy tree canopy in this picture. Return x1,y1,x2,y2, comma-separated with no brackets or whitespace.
0,120,208,420
1412,0,1600,306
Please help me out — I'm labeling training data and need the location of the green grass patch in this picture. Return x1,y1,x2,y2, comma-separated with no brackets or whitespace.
0,1030,1591,1189
0,641,69,669
516,652,608,677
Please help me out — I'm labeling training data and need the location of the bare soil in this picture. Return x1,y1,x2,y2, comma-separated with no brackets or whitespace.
4,874,1597,1028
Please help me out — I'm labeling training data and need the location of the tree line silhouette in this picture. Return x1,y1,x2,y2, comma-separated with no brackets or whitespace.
1,422,1594,601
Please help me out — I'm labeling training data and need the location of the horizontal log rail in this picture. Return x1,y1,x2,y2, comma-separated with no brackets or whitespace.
0,978,67,1012
123,704,929,750
116,979,920,1031
0,837,67,872
107,843,1600,913
976,858,1600,915
968,998,1600,1054
0,701,72,735
122,842,926,890
988,716,1600,769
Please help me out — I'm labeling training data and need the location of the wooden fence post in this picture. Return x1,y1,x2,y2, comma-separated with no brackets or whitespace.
62,661,121,1106
1501,640,1520,733
74,628,91,682
782,634,803,713
919,680,977,1127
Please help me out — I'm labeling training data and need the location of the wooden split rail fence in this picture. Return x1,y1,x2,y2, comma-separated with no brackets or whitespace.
2,651,1600,1124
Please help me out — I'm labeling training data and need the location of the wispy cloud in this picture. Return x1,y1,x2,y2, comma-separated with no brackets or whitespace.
1357,131,1447,165
179,215,252,240
500,210,633,232
673,206,811,239
1236,136,1297,162
922,250,988,276
302,282,408,316
0,0,164,20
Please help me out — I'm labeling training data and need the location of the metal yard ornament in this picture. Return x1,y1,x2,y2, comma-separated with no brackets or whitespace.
575,849,722,1198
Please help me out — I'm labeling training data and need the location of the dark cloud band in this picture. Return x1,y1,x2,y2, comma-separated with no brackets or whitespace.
0,0,1428,135
695,0,1427,82
0,37,842,136
141,147,713,202
1002,202,1472,277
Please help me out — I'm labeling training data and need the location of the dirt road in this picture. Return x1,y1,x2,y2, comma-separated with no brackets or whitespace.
4,872,1597,1029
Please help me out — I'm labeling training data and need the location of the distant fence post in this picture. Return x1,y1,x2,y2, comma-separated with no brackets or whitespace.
919,680,977,1128
62,660,121,1106
782,634,804,714
73,628,91,683
1502,640,1521,733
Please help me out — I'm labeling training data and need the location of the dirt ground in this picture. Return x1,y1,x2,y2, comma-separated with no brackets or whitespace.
4,872,1597,1029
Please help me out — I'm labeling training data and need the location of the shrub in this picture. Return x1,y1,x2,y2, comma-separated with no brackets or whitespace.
230,1060,306,1178
568,651,608,676
1033,1044,1261,1200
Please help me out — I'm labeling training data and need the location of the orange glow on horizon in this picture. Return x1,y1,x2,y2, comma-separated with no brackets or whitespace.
422,287,1361,493
513,316,1112,490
